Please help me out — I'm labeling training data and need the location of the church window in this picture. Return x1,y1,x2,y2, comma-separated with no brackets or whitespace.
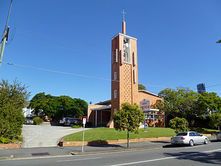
120,50,123,65
132,52,136,66
114,90,117,99
113,49,118,63
115,49,118,62
114,72,117,80
123,37,131,63
133,69,136,84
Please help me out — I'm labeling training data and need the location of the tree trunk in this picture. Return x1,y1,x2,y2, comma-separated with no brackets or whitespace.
127,130,129,148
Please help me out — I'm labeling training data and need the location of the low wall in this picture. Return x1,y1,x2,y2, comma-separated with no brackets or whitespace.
0,143,21,149
63,137,171,147
62,134,212,147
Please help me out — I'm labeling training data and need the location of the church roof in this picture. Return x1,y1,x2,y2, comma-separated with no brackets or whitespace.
112,33,137,40
95,100,111,105
138,90,161,98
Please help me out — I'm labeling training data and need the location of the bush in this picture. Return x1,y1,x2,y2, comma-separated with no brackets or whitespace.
71,124,82,128
33,117,43,125
0,80,29,143
0,137,10,144
169,117,189,133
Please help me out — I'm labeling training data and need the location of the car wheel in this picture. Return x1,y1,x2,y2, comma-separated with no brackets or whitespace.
204,138,209,144
189,140,194,146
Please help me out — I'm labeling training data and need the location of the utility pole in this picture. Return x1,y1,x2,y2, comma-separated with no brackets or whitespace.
0,0,13,64
81,117,86,153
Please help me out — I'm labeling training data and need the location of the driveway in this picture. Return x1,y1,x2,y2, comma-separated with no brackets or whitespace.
22,123,85,148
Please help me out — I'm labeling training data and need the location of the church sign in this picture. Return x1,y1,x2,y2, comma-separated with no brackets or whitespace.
140,99,150,111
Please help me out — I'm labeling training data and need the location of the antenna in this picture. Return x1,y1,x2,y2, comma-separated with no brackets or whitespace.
121,9,126,34
122,9,126,21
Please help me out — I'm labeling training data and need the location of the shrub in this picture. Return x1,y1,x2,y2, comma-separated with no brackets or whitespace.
169,117,189,133
0,137,10,144
71,125,82,128
33,117,43,125
0,80,29,143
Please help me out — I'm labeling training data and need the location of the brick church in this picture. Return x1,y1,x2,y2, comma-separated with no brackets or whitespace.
87,17,164,128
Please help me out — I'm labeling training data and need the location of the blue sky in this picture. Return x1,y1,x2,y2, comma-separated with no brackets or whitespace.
0,0,221,103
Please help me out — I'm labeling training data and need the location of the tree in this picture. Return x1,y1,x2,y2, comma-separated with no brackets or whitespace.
158,88,199,127
196,92,221,115
138,84,146,90
29,92,56,117
169,117,189,133
209,113,221,130
114,103,144,148
0,80,29,143
158,88,221,128
29,93,88,121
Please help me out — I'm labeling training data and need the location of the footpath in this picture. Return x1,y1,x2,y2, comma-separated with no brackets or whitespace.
0,141,169,160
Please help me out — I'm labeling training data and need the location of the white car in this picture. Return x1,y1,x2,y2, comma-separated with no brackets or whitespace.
171,131,209,146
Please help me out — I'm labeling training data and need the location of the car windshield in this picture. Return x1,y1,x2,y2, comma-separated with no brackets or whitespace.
176,132,187,136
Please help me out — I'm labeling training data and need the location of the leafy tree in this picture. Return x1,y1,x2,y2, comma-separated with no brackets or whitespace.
196,92,221,116
0,80,29,143
29,93,88,121
73,98,88,116
158,88,199,126
209,113,221,130
29,92,56,117
158,88,221,128
169,117,189,133
114,103,144,148
138,84,146,90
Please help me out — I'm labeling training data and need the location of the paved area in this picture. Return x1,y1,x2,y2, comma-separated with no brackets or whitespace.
0,138,219,160
0,141,168,159
0,142,221,166
22,124,85,148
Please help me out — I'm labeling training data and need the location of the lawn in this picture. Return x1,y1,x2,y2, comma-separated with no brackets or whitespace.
64,127,176,142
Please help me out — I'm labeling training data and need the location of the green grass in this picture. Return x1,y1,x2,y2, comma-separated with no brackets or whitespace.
64,127,176,142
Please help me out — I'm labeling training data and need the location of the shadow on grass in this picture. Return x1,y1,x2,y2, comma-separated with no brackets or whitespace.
87,140,122,148
164,151,221,164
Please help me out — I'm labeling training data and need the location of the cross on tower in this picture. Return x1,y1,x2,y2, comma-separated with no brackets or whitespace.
122,9,126,21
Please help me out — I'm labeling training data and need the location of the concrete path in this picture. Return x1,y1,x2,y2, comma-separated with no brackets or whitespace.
0,141,169,159
22,123,85,148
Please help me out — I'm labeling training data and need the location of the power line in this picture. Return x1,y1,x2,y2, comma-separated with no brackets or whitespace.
2,61,221,92
4,61,117,82
206,84,221,88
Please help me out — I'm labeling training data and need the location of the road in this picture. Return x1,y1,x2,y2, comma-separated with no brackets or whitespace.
0,142,220,166
22,124,85,148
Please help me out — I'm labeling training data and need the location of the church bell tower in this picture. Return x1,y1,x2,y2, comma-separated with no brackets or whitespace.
108,13,139,128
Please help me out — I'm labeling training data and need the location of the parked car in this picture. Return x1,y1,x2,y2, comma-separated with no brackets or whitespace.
215,132,221,141
171,131,209,146
25,117,33,125
59,117,81,126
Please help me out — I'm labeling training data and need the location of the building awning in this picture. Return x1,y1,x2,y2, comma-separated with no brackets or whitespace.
91,105,111,111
